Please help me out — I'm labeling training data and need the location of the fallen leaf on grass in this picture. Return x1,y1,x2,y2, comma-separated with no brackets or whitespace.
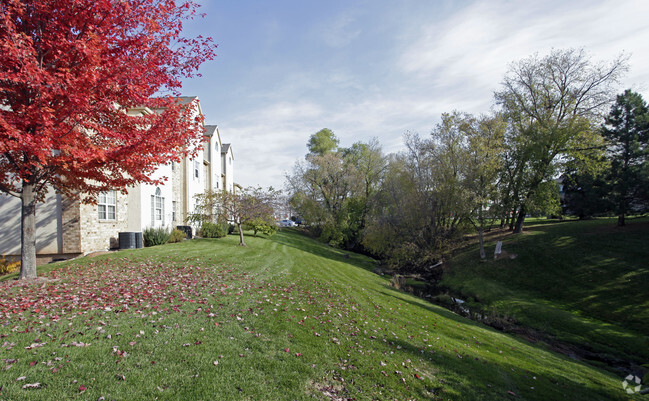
16,376,26,381
22,382,42,389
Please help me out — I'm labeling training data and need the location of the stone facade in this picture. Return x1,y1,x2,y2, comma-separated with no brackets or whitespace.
78,191,129,252
61,196,81,254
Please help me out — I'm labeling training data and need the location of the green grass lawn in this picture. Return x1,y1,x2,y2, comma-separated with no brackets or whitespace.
442,217,649,369
0,228,639,400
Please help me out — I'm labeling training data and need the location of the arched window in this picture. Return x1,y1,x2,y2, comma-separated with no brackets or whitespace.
151,187,165,225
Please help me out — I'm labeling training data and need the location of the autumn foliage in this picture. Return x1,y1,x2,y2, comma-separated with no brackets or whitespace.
0,0,216,278
0,0,215,196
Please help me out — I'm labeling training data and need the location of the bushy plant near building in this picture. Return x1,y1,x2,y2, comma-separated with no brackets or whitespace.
200,222,228,238
167,229,186,243
143,227,171,247
0,255,20,275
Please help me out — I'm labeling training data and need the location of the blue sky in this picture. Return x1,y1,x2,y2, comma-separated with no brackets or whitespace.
180,0,649,190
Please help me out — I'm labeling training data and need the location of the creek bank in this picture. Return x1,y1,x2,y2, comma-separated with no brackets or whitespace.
384,271,647,379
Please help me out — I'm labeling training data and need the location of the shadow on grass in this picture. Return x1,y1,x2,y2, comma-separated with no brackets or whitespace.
271,228,377,272
444,217,649,364
387,334,624,401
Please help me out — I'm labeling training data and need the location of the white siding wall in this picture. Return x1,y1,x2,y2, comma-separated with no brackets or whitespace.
140,164,174,230
211,136,223,191
0,187,62,256
223,147,234,192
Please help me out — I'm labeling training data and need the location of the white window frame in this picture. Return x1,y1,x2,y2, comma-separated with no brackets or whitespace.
194,159,200,180
98,190,117,221
151,187,165,225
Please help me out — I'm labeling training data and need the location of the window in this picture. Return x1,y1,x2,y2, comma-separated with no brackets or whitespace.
194,159,200,180
172,201,177,222
228,156,231,166
98,190,116,220
171,161,176,171
150,187,165,225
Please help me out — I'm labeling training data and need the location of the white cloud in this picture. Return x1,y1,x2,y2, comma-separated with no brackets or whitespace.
399,0,649,92
205,0,649,190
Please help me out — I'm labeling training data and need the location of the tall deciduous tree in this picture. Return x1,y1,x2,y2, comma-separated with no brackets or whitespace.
287,130,386,250
0,0,216,278
307,128,339,156
495,49,626,233
602,90,649,226
460,113,506,260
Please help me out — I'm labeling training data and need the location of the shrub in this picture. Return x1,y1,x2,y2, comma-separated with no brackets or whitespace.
244,217,277,237
0,255,20,275
143,227,171,247
168,229,186,243
201,222,228,238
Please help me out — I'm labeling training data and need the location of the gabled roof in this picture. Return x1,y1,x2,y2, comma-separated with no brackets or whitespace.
204,125,217,137
221,143,233,160
175,96,199,106
149,96,203,118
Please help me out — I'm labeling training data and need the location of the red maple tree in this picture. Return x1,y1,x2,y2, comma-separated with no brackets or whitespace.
0,0,217,279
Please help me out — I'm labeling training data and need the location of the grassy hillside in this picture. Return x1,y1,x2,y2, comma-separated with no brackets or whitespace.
442,217,649,370
0,228,638,400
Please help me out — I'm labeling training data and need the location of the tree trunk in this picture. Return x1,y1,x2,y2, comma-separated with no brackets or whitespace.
20,183,38,279
478,228,486,260
617,214,625,226
237,222,246,246
513,207,526,234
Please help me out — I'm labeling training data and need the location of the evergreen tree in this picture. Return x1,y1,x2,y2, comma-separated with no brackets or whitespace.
602,90,649,226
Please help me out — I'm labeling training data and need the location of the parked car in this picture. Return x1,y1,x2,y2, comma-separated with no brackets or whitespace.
279,219,296,227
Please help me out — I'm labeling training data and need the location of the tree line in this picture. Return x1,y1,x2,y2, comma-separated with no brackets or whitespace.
286,49,648,272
